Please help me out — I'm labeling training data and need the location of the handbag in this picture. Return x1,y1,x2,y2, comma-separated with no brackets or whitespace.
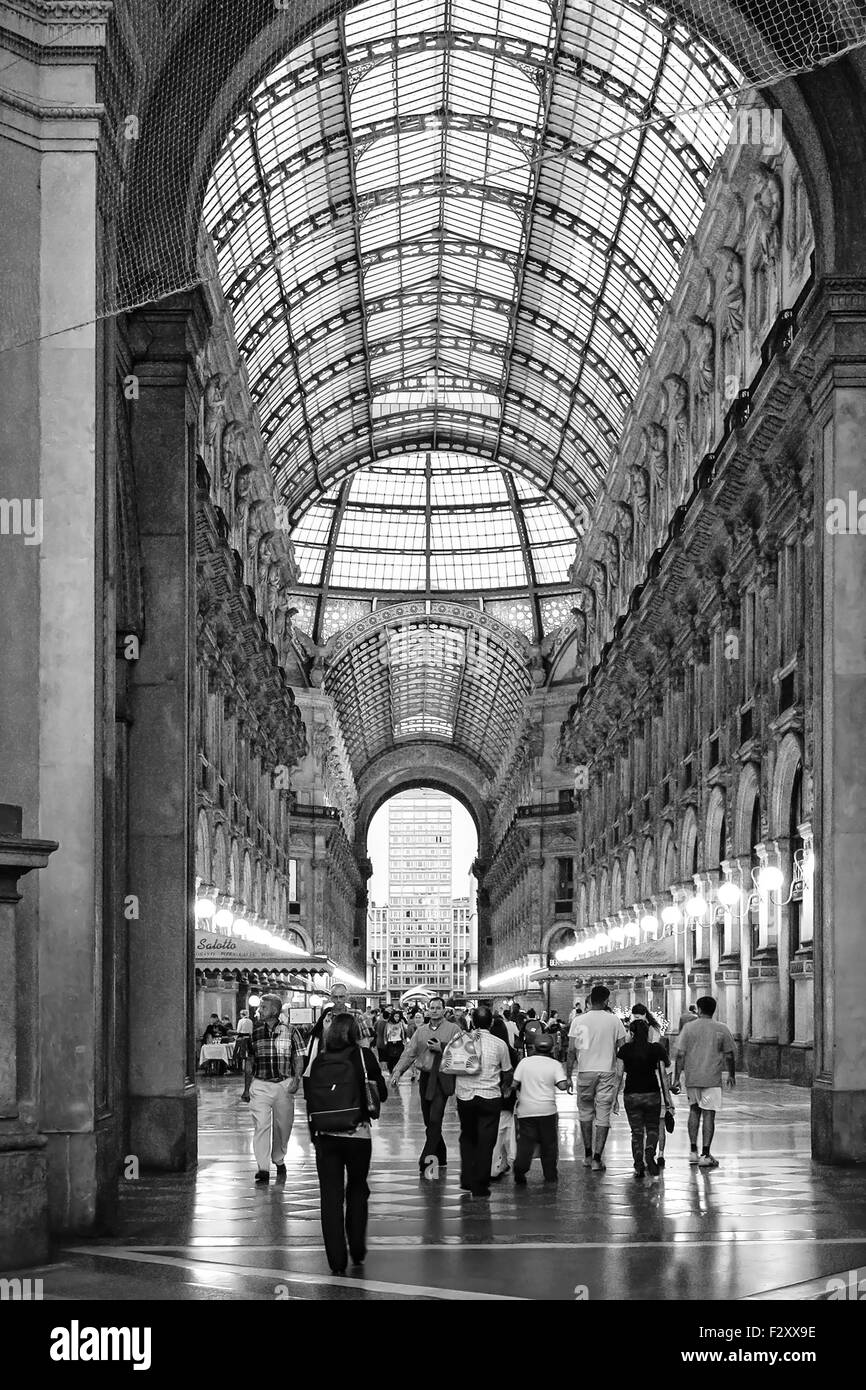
440,1029,482,1076
660,1061,675,1132
360,1046,381,1120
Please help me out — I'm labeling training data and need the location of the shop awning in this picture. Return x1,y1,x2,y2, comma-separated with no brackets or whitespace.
194,927,333,976
531,935,682,983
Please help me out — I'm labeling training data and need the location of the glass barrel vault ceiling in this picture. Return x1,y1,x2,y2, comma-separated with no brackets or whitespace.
204,0,740,527
292,451,577,593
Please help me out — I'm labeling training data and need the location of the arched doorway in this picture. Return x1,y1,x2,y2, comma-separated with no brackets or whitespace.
365,787,479,1006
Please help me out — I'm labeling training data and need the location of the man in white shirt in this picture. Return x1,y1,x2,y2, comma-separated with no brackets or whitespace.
455,1005,513,1199
566,985,626,1172
512,1033,571,1185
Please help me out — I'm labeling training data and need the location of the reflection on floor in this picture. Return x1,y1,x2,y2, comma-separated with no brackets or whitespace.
17,1075,866,1300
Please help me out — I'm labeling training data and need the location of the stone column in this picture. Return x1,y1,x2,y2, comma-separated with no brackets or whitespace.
747,840,781,1077
0,1,114,1233
716,858,745,1061
810,290,866,1160
789,821,814,1083
0,807,58,1267
127,295,207,1169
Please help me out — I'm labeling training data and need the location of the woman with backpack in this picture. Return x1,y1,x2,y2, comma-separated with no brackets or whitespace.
304,1013,388,1275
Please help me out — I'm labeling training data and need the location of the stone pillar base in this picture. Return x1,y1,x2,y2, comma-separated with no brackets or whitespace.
812,1084,866,1163
0,1133,49,1267
129,1087,197,1172
782,1043,814,1087
745,1040,782,1078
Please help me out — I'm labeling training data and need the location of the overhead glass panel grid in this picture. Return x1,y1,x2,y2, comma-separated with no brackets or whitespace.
204,0,740,525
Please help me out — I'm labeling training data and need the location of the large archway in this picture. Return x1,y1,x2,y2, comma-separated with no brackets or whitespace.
4,0,866,1256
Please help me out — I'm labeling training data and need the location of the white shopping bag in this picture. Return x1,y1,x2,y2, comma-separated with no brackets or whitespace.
491,1110,517,1177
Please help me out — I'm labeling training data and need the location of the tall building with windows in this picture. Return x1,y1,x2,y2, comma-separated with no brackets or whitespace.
368,791,477,1002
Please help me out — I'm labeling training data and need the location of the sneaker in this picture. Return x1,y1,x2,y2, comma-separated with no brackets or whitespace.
645,1153,659,1177
688,1150,700,1165
254,1170,270,1184
591,1156,605,1172
582,1153,593,1168
275,1164,287,1179
634,1167,645,1180
698,1154,719,1168
543,1176,559,1185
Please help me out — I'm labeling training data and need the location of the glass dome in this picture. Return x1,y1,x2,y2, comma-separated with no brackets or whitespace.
291,451,578,594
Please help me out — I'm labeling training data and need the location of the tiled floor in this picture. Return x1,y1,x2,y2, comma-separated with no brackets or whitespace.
18,1075,866,1301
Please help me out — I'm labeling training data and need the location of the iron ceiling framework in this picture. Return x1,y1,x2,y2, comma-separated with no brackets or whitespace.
324,603,533,779
202,0,740,754
204,0,738,520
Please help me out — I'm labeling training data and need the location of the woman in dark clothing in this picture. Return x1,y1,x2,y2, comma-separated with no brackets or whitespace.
630,1002,672,1166
383,1008,407,1073
307,1014,388,1274
616,1018,673,1181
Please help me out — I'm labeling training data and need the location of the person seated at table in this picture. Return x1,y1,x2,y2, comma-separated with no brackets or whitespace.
203,1014,222,1044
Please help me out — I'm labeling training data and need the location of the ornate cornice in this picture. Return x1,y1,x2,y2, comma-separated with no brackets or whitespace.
0,85,103,119
0,0,112,59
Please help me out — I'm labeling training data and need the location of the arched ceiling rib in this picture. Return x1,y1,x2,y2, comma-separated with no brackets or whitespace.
204,0,741,520
323,603,534,781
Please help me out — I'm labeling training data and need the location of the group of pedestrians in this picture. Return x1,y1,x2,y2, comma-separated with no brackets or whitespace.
237,981,737,1273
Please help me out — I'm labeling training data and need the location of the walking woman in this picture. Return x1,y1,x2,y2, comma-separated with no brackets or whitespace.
383,1008,407,1074
631,1002,673,1167
616,1017,673,1180
305,1013,388,1274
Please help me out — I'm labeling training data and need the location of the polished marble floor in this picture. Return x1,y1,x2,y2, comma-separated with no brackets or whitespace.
16,1074,866,1301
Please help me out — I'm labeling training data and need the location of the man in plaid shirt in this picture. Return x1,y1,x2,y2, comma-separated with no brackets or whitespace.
240,993,305,1184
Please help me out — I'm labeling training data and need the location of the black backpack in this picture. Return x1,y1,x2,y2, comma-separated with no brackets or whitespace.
304,1049,363,1133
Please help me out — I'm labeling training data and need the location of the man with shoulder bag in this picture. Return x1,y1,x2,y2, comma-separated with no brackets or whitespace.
389,995,462,1175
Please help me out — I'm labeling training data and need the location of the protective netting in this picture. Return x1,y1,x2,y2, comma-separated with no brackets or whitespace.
3,0,866,349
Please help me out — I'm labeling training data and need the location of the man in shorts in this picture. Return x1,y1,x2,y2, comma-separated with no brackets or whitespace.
673,995,736,1168
566,984,626,1171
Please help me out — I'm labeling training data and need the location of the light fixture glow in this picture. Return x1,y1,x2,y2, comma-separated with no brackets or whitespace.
333,967,367,991
214,906,234,930
717,880,741,908
233,918,249,937
661,905,680,927
640,914,659,932
685,895,708,919
194,897,215,919
758,865,784,893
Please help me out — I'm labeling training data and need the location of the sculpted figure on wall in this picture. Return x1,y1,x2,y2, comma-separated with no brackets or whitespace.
688,316,715,461
750,164,783,337
786,166,811,281
203,374,226,468
614,500,633,560
602,530,620,592
272,588,298,668
244,499,271,591
232,464,256,560
556,718,579,770
220,421,246,526
717,247,745,404
663,374,689,507
644,421,667,544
